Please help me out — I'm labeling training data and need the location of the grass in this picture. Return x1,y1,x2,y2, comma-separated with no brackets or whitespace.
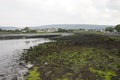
22,33,120,80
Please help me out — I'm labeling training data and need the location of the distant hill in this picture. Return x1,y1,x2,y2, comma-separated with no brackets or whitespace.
0,26,19,30
0,24,114,30
31,24,113,30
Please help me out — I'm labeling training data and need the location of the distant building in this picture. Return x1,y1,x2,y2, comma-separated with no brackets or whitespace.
36,28,58,32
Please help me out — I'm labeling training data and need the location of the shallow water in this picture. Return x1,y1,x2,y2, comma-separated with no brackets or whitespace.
0,38,50,80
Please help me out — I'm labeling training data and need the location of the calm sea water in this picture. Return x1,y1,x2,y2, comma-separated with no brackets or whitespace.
0,38,50,80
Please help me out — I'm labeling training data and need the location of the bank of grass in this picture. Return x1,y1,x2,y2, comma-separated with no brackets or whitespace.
23,33,120,80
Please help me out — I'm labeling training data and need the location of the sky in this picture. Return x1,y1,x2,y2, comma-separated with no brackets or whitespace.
0,0,120,27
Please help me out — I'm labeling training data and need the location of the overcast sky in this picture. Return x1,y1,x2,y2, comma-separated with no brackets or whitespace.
0,0,120,27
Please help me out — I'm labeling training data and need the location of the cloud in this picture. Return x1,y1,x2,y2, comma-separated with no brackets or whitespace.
107,0,120,11
0,0,120,27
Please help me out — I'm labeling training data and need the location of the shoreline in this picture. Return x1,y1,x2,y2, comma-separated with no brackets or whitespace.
22,32,120,80
0,33,62,40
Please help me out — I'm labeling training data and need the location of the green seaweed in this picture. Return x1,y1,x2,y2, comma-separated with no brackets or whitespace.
89,67,116,80
26,67,41,80
23,33,120,80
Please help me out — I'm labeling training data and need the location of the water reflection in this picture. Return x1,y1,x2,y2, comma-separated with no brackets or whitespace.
0,38,50,80
25,41,30,44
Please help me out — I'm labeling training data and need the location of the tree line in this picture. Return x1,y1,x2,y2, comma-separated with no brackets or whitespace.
105,24,120,32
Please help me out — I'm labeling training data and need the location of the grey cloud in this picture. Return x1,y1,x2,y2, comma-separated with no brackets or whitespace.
107,0,120,11
0,0,120,27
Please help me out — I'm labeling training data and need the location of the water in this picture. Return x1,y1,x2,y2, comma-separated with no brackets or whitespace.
0,38,50,80
32,24,110,30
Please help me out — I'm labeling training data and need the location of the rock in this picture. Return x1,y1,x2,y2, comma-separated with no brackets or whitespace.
0,74,4,77
25,63,33,69
44,62,48,66
12,76,17,80
18,69,29,76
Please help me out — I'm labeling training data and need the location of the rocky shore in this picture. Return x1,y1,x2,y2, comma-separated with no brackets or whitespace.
22,33,120,80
